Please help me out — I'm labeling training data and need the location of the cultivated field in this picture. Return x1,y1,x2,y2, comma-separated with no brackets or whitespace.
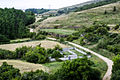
0,40,69,51
41,29,76,35
0,60,48,73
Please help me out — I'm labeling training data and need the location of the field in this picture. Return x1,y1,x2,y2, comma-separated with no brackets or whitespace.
0,40,69,51
40,29,76,35
0,60,48,73
34,2,120,29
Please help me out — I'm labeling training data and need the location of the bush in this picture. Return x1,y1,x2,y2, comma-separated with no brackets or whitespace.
24,46,49,64
15,46,31,59
54,45,63,51
97,38,108,49
21,70,49,80
0,49,16,59
51,50,63,58
0,62,21,80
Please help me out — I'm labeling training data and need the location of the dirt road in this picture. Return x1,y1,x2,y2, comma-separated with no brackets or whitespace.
68,42,113,80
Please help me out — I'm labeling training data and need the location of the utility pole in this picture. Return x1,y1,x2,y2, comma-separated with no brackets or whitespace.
49,4,51,9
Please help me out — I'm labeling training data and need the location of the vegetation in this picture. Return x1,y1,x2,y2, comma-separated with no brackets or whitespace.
0,8,35,43
40,29,76,35
0,44,64,64
76,0,120,12
25,8,52,14
0,62,21,80
38,2,120,28
52,58,101,80
111,55,120,80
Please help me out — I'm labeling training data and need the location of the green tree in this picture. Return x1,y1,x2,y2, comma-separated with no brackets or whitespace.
0,62,21,80
54,58,101,80
113,6,117,12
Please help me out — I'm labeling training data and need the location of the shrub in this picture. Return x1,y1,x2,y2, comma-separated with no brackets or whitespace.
0,62,21,80
0,49,16,59
21,70,49,80
51,50,63,58
97,38,108,49
54,45,63,51
15,46,31,59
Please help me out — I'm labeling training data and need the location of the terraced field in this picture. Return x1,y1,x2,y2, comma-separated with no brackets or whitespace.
40,29,76,35
0,40,69,51
0,60,48,73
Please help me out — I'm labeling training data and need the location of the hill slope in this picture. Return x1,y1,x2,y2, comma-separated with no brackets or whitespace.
35,2,120,30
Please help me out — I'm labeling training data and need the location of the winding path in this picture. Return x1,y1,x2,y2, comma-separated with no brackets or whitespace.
68,42,113,80
47,37,113,80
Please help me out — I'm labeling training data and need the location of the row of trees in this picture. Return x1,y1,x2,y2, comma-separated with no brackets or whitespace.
0,57,101,80
25,8,51,14
0,45,63,64
0,8,35,44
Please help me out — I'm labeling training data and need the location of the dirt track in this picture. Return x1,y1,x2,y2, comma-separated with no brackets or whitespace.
68,42,113,80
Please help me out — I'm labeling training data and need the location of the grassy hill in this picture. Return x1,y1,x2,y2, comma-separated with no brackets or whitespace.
35,2,120,30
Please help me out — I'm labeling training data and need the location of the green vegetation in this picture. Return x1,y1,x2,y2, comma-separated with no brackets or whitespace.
0,8,35,44
71,49,84,56
63,51,72,55
25,8,52,14
43,62,63,74
40,29,76,35
0,62,21,80
53,58,101,80
76,0,120,12
0,44,64,64
39,2,120,28
111,55,120,80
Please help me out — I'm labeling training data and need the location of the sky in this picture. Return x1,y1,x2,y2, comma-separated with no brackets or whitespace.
0,0,90,9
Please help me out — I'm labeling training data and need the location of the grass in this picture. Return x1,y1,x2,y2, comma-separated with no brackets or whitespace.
89,54,107,78
0,60,48,73
41,29,76,35
43,62,64,74
35,2,120,28
0,40,69,51
71,49,85,56
63,51,72,55
10,38,31,43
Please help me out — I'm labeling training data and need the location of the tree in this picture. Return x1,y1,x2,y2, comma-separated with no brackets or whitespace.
0,62,21,80
15,46,31,59
112,55,120,73
54,58,101,80
113,6,117,12
104,10,107,14
95,27,108,35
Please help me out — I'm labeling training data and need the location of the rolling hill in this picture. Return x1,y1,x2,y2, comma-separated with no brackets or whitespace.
35,1,120,30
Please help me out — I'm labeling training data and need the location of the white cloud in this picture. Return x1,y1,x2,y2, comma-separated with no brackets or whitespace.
0,0,90,9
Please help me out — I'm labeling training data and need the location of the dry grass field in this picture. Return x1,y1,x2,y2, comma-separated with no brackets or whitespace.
0,60,48,73
0,40,69,51
34,2,120,30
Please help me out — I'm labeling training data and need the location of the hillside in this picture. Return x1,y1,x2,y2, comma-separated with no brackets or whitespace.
35,2,120,30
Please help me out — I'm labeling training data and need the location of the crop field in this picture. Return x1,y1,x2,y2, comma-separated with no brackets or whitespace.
40,29,76,35
0,40,69,51
0,60,48,73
